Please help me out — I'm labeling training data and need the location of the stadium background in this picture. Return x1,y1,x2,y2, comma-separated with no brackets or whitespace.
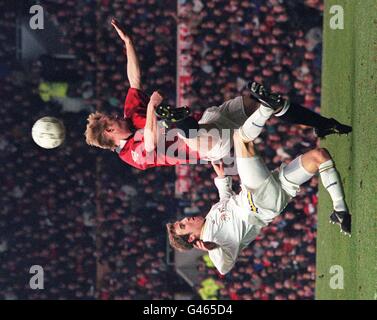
1,0,326,300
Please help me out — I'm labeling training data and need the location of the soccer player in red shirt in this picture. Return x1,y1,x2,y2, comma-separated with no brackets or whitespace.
85,19,200,170
85,19,351,171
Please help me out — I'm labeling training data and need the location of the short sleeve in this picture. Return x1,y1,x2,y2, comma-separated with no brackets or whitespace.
214,177,235,201
123,88,149,129
203,212,241,275
208,247,237,275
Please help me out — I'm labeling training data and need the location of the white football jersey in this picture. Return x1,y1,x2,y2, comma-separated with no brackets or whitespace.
200,177,264,275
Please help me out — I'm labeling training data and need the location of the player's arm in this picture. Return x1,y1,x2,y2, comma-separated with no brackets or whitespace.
212,162,234,200
144,91,163,152
194,237,238,274
111,19,141,90
208,245,238,275
209,222,242,275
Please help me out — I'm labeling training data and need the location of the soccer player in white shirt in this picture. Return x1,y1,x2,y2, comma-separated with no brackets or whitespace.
166,131,351,275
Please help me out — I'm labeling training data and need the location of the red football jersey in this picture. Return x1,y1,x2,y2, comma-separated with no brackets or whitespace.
118,88,200,170
123,88,148,129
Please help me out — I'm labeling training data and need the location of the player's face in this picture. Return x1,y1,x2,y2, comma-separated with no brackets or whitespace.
174,216,204,237
106,118,131,139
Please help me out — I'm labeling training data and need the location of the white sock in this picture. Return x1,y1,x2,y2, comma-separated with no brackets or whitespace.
283,156,314,186
238,105,274,142
319,160,347,212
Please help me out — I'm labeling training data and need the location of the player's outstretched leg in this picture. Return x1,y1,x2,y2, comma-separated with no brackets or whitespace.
155,104,200,136
156,97,276,143
155,104,190,124
248,81,352,138
280,103,352,138
282,148,351,236
248,81,290,113
238,102,275,143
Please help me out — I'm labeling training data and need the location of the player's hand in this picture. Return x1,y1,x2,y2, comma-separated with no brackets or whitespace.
150,91,164,106
211,161,225,178
111,18,130,43
193,240,209,252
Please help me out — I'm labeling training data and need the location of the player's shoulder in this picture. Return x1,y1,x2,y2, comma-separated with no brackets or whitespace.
124,88,149,120
207,203,233,230
125,88,148,103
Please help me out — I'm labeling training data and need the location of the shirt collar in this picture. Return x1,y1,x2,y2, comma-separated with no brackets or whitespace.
200,219,207,240
115,139,127,154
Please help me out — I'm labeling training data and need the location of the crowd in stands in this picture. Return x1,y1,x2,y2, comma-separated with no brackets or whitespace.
180,0,322,300
0,0,98,299
0,0,323,300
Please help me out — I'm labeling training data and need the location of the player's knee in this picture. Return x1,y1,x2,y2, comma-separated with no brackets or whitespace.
313,148,331,164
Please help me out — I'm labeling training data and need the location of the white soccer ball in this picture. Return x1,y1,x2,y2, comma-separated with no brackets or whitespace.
32,116,66,149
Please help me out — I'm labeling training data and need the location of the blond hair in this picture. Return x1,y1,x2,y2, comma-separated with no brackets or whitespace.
166,223,193,252
85,112,117,150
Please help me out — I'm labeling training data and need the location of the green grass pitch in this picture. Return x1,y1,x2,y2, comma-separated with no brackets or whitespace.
316,0,377,299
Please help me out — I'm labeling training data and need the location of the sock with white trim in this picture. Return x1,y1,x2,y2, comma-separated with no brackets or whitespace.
283,155,314,186
319,159,347,212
